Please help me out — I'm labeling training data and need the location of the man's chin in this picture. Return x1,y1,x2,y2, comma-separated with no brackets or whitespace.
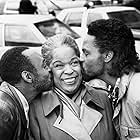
82,72,93,82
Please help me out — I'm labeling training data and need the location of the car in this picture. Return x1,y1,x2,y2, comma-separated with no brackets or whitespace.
3,0,86,15
0,0,6,14
0,14,80,47
57,7,87,35
57,6,140,39
124,0,140,11
57,6,140,56
83,0,111,8
3,0,111,15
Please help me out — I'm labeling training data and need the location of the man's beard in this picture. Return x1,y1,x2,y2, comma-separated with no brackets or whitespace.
81,64,104,82
81,66,93,82
33,76,52,93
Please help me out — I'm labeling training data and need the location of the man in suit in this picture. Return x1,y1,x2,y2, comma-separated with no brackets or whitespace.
0,47,52,140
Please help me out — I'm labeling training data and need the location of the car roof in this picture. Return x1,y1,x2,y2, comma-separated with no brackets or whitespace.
0,14,55,24
87,6,136,13
60,7,87,12
59,6,136,13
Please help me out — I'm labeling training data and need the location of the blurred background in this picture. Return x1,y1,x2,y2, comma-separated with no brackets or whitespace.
0,0,140,55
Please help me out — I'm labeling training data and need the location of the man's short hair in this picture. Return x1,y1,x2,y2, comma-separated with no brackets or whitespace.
0,47,35,85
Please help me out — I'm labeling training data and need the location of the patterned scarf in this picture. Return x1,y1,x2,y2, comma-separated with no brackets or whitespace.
54,85,86,119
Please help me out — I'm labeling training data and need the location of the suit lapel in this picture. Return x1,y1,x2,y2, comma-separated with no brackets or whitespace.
53,102,102,140
1,82,27,129
54,103,92,140
80,101,102,135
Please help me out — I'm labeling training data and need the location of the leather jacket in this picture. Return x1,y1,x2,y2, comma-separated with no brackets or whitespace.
0,82,28,140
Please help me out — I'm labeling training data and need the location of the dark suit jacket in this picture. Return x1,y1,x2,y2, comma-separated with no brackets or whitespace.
0,82,28,140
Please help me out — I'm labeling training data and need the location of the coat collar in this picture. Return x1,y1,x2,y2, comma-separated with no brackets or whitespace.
83,84,104,109
41,84,104,117
41,90,61,116
1,81,13,93
117,71,134,102
113,71,135,119
53,102,102,140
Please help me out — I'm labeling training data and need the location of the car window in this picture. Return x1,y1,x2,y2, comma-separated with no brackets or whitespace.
0,1,6,14
35,19,80,39
87,12,103,26
63,13,69,23
5,24,42,47
66,12,83,26
108,10,140,29
0,24,3,46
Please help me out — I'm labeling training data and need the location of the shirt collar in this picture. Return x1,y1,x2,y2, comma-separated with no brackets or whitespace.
12,86,29,111
12,86,29,127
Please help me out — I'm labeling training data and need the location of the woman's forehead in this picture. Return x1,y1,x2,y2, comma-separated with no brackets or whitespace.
52,47,78,62
53,47,75,56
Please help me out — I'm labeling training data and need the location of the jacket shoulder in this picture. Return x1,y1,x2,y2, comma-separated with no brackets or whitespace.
86,84,109,99
128,72,140,100
85,84,113,116
0,91,18,138
0,90,18,120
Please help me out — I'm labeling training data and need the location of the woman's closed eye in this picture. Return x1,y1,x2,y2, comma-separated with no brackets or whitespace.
53,62,64,69
71,59,80,67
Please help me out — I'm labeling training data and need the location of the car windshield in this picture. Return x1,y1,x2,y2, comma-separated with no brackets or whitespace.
35,19,80,39
65,12,83,27
108,10,140,29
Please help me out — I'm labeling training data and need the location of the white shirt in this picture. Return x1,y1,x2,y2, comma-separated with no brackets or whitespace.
12,86,29,128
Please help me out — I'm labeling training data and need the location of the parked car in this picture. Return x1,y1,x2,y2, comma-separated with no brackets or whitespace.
0,0,6,14
57,6,140,56
0,14,80,47
57,7,87,35
57,6,140,39
3,0,85,15
124,0,140,11
3,0,112,15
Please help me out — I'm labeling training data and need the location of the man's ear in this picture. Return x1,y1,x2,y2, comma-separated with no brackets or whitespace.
21,71,33,83
103,51,114,63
